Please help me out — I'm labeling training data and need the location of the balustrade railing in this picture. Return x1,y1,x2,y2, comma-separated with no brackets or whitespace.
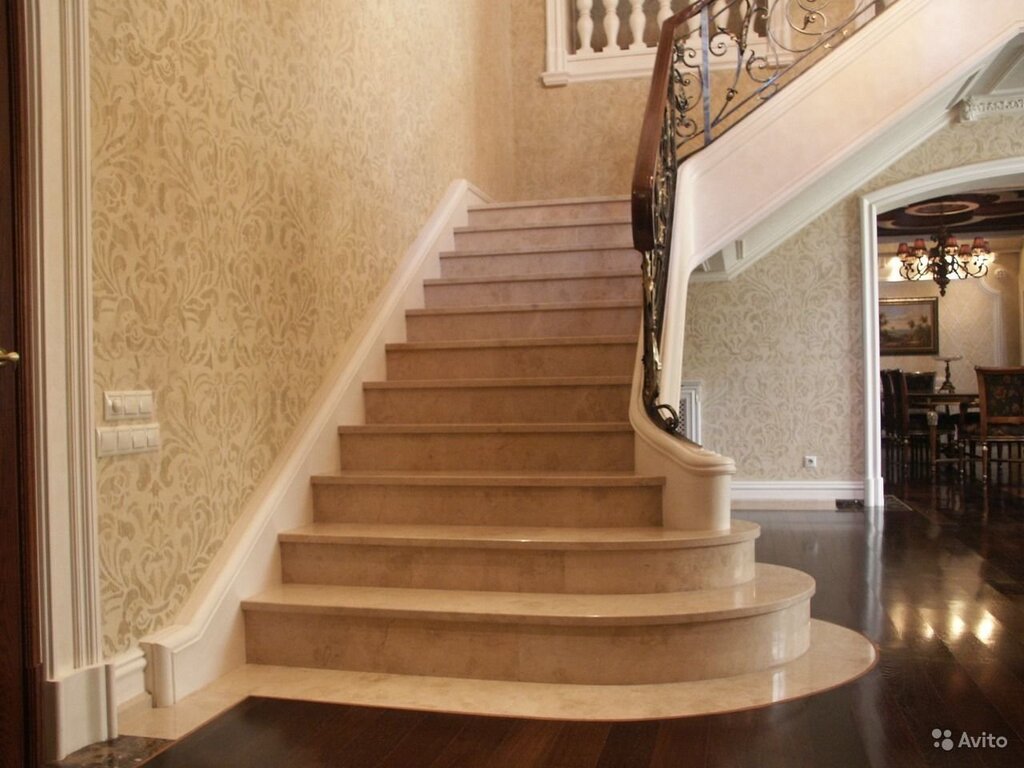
631,0,892,436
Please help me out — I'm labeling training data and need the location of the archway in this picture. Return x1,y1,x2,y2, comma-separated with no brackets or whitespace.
859,157,1024,507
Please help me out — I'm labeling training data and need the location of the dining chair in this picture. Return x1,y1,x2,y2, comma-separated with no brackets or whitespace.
965,366,1024,483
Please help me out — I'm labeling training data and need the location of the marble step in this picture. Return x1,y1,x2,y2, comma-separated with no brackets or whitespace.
337,423,635,472
405,301,640,342
363,376,632,425
311,471,663,527
423,271,639,308
384,336,636,380
278,522,758,594
453,219,632,252
439,246,639,279
242,564,814,685
466,196,630,228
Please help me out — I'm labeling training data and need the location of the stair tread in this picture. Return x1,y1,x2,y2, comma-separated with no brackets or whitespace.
468,195,629,210
279,521,759,550
407,300,639,317
454,218,631,234
337,422,633,435
311,470,661,487
243,564,813,626
364,375,632,390
386,336,636,352
441,244,637,258
423,270,637,287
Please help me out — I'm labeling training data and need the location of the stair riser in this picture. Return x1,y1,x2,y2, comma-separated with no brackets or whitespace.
386,343,635,380
424,275,639,308
313,483,662,527
244,600,810,685
338,432,635,472
467,200,630,228
440,249,639,279
280,541,755,593
454,223,632,252
363,383,630,424
406,306,640,342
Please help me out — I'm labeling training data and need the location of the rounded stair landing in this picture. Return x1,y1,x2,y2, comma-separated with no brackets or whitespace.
120,621,876,741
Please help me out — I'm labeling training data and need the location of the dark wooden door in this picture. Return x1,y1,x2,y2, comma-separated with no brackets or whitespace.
0,2,38,766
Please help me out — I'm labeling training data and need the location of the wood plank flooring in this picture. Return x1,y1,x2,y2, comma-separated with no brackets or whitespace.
59,481,1024,767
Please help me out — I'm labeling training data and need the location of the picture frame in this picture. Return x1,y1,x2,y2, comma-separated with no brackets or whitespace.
879,297,939,356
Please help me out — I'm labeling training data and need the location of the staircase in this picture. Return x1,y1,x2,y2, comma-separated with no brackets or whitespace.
240,197,814,688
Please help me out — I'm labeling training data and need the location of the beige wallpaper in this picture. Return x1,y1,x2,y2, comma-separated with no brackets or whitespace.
879,257,1021,394
510,2,650,200
683,113,1024,481
91,0,515,655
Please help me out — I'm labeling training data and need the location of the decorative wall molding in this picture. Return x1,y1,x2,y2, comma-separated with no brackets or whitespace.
23,0,113,758
961,92,1024,122
138,179,491,707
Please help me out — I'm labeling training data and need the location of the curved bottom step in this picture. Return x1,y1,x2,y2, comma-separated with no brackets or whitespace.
119,621,875,740
243,564,813,685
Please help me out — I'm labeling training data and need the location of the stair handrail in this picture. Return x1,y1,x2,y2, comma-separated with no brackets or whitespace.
631,0,889,437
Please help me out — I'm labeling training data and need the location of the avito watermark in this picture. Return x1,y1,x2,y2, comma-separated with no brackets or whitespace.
932,728,1008,752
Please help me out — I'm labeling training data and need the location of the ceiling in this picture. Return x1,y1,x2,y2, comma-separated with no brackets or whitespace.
876,189,1024,261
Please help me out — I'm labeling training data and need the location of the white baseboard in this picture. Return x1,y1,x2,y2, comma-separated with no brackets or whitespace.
730,480,864,510
136,179,491,707
43,665,112,760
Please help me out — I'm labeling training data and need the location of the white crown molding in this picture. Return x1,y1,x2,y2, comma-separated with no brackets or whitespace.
138,179,490,707
24,0,113,759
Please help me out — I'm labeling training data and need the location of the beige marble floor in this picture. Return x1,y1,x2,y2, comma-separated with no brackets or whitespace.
118,619,876,741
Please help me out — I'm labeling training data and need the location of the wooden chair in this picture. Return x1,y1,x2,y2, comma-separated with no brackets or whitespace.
885,369,956,477
965,367,1024,482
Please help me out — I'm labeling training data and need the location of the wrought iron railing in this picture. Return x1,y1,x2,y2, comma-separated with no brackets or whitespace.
631,0,890,436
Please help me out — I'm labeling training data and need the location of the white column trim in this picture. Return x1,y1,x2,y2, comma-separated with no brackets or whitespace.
23,0,111,758
860,157,1024,509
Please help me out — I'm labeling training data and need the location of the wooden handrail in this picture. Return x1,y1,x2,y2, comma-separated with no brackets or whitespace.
631,1,712,254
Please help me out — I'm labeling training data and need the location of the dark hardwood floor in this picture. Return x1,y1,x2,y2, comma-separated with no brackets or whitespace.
60,479,1024,767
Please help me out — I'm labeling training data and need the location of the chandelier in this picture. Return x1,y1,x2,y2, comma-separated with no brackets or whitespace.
896,223,993,296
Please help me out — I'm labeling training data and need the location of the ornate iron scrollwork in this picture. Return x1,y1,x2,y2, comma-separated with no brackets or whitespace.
634,0,890,438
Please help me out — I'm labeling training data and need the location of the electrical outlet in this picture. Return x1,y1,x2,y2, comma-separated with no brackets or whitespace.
803,455,818,469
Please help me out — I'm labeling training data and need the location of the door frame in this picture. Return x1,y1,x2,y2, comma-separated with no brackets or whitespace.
859,156,1024,507
19,0,114,760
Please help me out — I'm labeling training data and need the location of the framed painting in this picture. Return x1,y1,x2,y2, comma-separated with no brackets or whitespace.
879,297,939,356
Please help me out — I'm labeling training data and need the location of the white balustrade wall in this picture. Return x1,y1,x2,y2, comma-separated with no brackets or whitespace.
574,0,684,56
545,0,691,85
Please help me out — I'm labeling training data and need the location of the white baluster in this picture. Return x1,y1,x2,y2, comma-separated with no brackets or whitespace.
657,0,673,27
628,0,646,50
577,0,595,54
603,0,621,51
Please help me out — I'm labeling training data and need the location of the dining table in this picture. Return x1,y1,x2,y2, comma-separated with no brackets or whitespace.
907,391,978,475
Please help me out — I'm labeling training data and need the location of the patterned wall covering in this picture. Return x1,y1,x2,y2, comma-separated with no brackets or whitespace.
91,0,515,655
510,3,650,200
684,113,1024,482
879,258,1021,394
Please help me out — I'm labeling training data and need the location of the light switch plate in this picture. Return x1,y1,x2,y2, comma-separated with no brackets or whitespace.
104,390,156,421
97,424,161,457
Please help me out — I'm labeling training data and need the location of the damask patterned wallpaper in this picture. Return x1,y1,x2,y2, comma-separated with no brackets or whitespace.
683,113,1024,481
509,3,650,200
90,0,515,655
879,261,1021,395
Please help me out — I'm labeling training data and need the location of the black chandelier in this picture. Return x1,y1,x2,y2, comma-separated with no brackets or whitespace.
896,223,993,297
